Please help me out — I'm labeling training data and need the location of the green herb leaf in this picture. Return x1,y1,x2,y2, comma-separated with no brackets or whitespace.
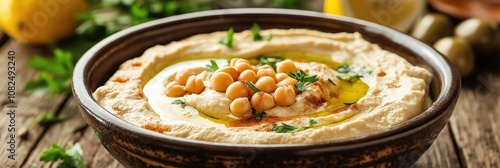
172,99,186,108
219,27,234,47
252,109,266,121
206,60,220,72
25,49,74,96
245,81,261,92
266,34,273,41
303,119,318,129
328,78,336,86
33,112,68,126
344,102,356,106
40,143,86,168
257,56,284,71
288,69,319,92
272,123,303,133
251,23,263,41
336,64,371,83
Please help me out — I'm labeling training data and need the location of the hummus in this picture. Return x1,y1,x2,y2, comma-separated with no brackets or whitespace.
93,28,432,144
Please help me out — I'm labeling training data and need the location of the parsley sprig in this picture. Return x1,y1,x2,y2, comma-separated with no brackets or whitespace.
252,108,266,121
245,81,261,92
39,143,86,168
251,23,272,41
272,119,318,133
219,27,234,48
336,64,372,83
257,56,284,71
206,60,219,72
288,69,319,92
25,49,75,96
172,99,186,108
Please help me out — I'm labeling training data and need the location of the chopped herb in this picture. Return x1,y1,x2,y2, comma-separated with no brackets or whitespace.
245,81,261,92
288,69,319,92
219,27,234,47
251,23,263,41
257,56,284,71
206,60,219,72
172,99,186,108
336,64,371,83
273,119,317,133
31,112,68,127
252,108,266,120
266,34,273,41
304,119,318,129
344,102,356,106
272,123,303,133
39,143,86,168
327,78,336,86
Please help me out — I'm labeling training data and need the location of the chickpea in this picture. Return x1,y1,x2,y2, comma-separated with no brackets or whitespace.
185,76,205,94
211,72,234,92
258,65,273,70
234,62,253,74
276,60,297,74
165,81,180,89
230,97,252,118
226,81,249,100
230,58,250,66
164,84,185,97
276,73,289,82
238,69,258,83
257,69,277,82
274,85,296,106
277,78,298,87
216,67,238,80
175,69,194,85
255,76,277,93
251,92,275,111
251,66,259,73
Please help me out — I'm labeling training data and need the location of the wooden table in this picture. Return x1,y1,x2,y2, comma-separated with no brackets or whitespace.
1,29,499,168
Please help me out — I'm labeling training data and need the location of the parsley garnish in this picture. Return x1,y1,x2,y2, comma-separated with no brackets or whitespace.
206,60,219,72
336,64,371,83
32,112,68,126
25,49,74,96
272,119,318,133
266,34,273,41
251,23,263,41
39,143,86,168
245,81,261,92
257,56,284,71
288,69,319,92
272,123,302,133
172,99,186,108
252,108,266,120
328,78,336,86
219,27,234,47
344,102,356,106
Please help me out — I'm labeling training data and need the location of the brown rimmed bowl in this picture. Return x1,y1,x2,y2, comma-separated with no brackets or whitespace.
72,8,460,167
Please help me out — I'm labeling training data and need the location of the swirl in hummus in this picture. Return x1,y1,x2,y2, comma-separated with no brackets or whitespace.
93,26,432,144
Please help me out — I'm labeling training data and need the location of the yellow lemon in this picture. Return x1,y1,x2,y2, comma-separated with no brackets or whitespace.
324,0,426,32
0,0,88,44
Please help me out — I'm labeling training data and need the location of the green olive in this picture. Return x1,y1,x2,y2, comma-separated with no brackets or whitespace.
411,13,453,45
454,18,499,57
434,37,475,77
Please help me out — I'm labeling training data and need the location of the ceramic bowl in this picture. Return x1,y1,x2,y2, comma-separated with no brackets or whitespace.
72,9,460,167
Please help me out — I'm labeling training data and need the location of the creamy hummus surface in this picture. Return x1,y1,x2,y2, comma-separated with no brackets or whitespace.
93,28,432,144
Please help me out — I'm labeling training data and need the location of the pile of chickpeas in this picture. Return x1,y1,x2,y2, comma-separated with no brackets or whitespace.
165,58,304,118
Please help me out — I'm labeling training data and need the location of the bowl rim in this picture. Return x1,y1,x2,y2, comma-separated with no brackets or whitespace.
72,8,461,149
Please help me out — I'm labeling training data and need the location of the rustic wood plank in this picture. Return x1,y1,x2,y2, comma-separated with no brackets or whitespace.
412,124,461,168
0,40,66,167
24,97,123,167
449,72,500,168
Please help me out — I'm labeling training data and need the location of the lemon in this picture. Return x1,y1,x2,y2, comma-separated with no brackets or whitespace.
0,0,88,44
324,0,426,32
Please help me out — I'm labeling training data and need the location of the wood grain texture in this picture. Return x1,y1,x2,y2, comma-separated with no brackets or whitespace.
413,124,461,168
0,41,66,168
449,71,500,168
